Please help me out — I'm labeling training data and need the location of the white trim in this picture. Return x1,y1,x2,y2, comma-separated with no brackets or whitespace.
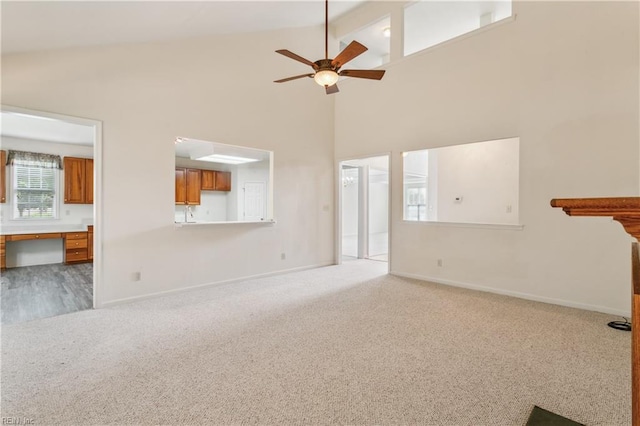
390,270,631,318
400,220,524,231
100,262,334,308
1,104,104,309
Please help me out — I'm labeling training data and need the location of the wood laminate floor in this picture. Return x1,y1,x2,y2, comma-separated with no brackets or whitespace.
1,263,92,325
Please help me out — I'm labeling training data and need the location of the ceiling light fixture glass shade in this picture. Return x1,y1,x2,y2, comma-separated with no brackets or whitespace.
314,70,339,87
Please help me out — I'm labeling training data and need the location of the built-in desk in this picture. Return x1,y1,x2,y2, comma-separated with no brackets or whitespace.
1,225,93,269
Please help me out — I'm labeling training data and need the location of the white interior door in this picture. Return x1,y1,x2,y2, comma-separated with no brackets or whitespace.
243,181,265,221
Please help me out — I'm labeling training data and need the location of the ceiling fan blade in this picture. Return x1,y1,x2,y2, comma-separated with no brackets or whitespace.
274,73,314,83
331,41,368,68
325,84,339,95
275,49,318,69
339,69,386,80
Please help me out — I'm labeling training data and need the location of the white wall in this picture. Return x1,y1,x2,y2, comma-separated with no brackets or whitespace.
2,26,336,305
335,1,639,315
434,137,519,224
1,137,94,266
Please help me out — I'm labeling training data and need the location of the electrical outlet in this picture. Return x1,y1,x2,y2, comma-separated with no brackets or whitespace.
437,259,443,267
66,210,70,216
281,253,286,260
506,205,512,213
131,272,141,282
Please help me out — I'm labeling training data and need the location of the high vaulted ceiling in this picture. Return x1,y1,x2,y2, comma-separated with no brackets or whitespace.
1,0,366,54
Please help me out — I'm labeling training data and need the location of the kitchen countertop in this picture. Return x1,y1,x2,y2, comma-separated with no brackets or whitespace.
1,223,93,236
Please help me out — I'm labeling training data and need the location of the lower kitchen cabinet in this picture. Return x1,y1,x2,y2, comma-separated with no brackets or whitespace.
1,236,5,270
65,231,89,264
88,226,94,260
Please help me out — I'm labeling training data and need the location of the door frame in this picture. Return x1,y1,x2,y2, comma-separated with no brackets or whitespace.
1,104,103,308
336,152,391,272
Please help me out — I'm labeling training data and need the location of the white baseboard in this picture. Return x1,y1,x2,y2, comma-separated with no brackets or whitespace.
99,262,335,308
390,270,632,318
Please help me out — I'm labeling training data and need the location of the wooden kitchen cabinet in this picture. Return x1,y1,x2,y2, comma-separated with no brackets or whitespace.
88,226,94,260
201,170,231,192
175,168,201,205
0,150,6,203
1,235,5,270
85,159,94,204
201,170,216,190
65,231,89,264
64,156,93,204
215,171,231,191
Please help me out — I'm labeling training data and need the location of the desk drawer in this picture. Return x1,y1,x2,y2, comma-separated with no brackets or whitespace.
65,238,88,249
6,233,62,241
66,232,87,240
66,249,88,262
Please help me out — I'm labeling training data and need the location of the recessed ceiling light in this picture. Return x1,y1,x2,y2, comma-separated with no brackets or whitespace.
196,154,259,165
382,27,391,38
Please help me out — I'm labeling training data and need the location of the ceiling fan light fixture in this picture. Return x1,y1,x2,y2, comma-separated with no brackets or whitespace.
314,70,339,87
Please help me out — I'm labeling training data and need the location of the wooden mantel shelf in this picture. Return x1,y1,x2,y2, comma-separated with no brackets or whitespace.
551,196,639,426
550,197,640,239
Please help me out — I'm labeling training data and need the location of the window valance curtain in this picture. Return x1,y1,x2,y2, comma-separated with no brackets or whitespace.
6,150,62,169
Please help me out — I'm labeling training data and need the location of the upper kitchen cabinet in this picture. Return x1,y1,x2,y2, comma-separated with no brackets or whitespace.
0,150,6,203
201,170,216,191
64,156,93,204
201,170,231,192
85,159,94,204
175,168,201,205
215,171,231,191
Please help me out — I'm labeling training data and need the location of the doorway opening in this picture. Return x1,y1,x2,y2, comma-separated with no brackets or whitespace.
339,154,390,265
0,106,102,324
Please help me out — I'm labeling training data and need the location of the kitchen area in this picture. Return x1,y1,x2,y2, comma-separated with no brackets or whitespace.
174,137,273,224
1,109,96,324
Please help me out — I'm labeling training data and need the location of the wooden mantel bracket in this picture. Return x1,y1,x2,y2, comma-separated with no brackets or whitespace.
550,196,640,426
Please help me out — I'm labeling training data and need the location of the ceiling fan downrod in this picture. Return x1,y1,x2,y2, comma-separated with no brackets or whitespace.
325,0,329,60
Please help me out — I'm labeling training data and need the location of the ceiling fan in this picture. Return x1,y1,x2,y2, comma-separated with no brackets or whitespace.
274,0,386,95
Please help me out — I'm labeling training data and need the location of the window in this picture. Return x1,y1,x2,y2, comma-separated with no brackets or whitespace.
9,150,61,220
403,137,520,225
404,1,512,56
338,15,391,70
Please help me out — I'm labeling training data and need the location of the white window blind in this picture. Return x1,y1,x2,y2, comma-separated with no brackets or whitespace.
13,164,58,219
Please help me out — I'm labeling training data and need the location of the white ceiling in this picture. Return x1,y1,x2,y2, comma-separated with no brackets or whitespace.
1,112,95,146
175,137,271,162
1,0,366,54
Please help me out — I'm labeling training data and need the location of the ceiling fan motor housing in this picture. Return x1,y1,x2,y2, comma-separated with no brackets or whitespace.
314,59,338,73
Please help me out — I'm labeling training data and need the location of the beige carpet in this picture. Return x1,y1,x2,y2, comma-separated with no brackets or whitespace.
1,260,631,425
